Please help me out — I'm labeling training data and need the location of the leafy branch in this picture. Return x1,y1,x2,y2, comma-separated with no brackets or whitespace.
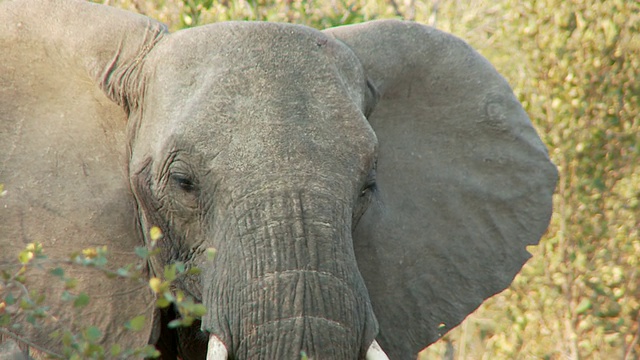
0,225,216,359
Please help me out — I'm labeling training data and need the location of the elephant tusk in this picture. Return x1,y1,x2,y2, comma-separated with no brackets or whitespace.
206,334,387,359
206,334,228,360
366,340,390,360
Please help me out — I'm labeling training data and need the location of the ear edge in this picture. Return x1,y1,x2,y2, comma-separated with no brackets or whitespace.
100,21,167,113
363,78,381,119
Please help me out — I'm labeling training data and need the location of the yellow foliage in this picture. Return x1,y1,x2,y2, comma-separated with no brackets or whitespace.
148,277,164,294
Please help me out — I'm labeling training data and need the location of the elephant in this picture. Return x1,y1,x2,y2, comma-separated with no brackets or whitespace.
0,0,558,359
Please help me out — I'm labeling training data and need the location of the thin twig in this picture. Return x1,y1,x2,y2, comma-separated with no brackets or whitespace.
430,0,440,28
0,329,63,359
388,0,404,18
131,0,147,15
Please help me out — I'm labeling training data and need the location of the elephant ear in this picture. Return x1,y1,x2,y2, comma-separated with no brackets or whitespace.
325,20,557,358
0,0,165,355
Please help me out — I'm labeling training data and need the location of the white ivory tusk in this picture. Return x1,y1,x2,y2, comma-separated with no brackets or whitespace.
366,340,390,360
206,334,228,360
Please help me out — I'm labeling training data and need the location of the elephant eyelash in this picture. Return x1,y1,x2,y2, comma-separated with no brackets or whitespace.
360,180,377,197
359,165,378,197
171,173,198,193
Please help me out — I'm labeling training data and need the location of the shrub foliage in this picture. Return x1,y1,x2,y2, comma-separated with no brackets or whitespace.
3,1,638,359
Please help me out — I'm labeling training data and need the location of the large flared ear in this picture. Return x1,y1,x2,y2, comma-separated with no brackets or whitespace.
325,20,557,358
0,0,165,355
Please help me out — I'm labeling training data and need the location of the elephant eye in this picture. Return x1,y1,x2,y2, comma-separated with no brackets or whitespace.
171,173,197,193
360,179,377,197
360,168,377,197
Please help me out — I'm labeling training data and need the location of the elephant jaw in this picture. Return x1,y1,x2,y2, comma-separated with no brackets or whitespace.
205,334,390,360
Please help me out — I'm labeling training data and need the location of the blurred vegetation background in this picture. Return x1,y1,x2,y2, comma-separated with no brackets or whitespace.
100,0,639,358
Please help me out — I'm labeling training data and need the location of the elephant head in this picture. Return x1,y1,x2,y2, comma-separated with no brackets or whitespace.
0,1,557,359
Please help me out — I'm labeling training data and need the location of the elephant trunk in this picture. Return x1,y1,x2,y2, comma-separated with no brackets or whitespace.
202,190,378,359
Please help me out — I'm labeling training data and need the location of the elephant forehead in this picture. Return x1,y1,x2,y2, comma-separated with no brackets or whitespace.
145,22,377,177
162,88,377,181
149,21,365,104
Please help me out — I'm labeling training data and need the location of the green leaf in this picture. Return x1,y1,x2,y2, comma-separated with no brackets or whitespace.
84,326,102,342
84,343,105,357
206,247,217,261
187,267,202,275
116,268,129,277
73,293,90,308
167,319,182,329
32,293,46,305
19,298,33,310
110,344,122,356
94,255,108,267
49,267,65,278
163,292,175,303
125,315,146,332
61,331,74,347
5,293,16,305
61,291,74,302
134,246,149,259
33,307,47,318
156,298,171,308
0,314,11,326
191,304,207,317
180,317,194,327
136,345,161,358
575,299,592,315
18,250,32,264
64,278,78,290
164,264,177,282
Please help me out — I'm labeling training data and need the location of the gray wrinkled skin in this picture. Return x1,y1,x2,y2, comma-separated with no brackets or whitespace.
0,1,557,359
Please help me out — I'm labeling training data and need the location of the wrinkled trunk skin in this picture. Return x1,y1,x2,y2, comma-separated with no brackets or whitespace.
202,189,377,359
